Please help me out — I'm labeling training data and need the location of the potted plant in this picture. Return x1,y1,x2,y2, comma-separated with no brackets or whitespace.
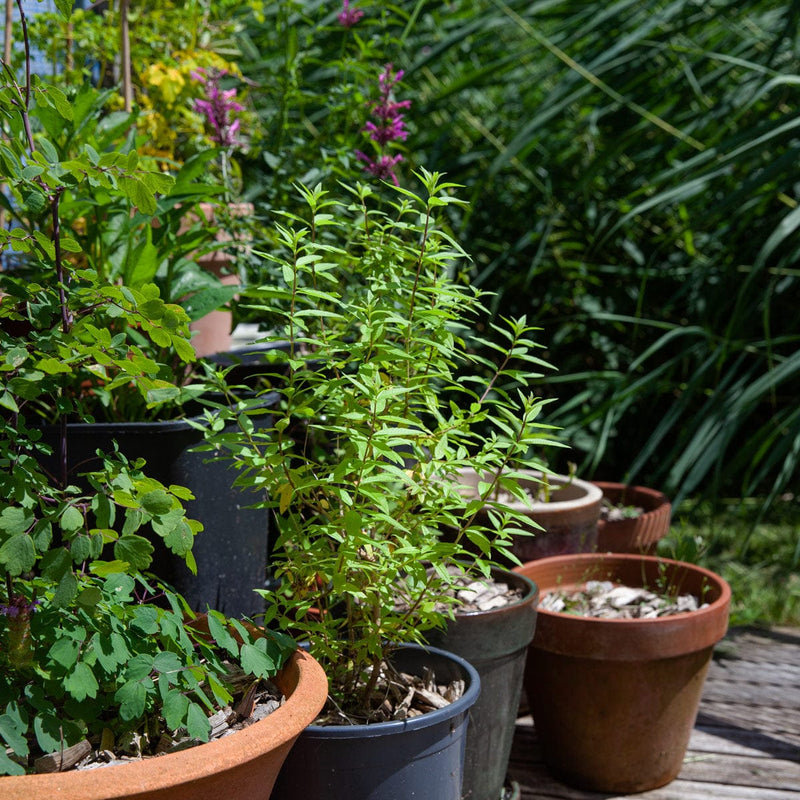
513,552,731,793
426,564,539,800
0,54,274,617
594,480,672,553
456,467,603,562
0,2,327,788
205,173,559,799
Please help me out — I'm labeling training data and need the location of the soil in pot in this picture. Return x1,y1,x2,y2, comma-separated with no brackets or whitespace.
514,553,731,794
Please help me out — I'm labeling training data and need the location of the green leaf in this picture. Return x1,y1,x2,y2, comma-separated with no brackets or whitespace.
49,635,81,669
239,642,275,679
141,489,173,515
0,533,35,575
153,650,183,675
0,749,24,776
119,176,157,215
114,534,154,570
162,689,189,731
64,661,99,702
130,605,159,634
47,86,74,119
0,708,28,757
115,680,148,721
60,504,84,533
53,0,73,20
207,610,239,657
52,570,78,607
0,507,33,535
185,701,210,741
161,517,194,556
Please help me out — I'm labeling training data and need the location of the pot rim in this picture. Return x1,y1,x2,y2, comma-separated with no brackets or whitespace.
1,648,328,797
299,643,481,739
513,553,731,660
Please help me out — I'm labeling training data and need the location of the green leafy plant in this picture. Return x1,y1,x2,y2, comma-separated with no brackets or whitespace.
0,2,293,776
205,171,559,721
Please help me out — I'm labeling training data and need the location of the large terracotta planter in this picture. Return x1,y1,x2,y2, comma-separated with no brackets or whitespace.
514,553,731,793
427,567,538,800
594,481,671,554
456,469,602,563
0,648,328,800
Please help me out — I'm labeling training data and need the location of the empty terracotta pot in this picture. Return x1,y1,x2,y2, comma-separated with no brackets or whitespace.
514,553,731,793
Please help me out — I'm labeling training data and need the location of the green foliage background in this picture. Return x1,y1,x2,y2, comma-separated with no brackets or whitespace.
238,0,800,515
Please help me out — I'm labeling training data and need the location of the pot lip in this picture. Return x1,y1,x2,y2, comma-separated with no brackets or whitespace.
513,552,731,626
1,648,328,794
457,468,602,511
514,553,731,660
299,643,481,739
38,391,280,433
592,480,670,507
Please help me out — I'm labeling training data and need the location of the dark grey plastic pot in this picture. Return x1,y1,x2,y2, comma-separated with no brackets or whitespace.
39,393,278,618
428,567,539,800
270,644,481,800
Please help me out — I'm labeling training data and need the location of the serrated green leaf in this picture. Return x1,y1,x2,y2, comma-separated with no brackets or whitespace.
239,642,275,679
114,534,154,570
48,635,81,669
153,650,183,675
162,689,189,731
115,680,148,721
0,533,35,575
64,661,99,701
185,701,210,741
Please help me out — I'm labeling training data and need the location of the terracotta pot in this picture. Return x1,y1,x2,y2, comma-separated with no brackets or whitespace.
514,553,731,793
456,469,602,563
0,648,329,800
184,202,254,358
427,567,538,800
594,481,672,554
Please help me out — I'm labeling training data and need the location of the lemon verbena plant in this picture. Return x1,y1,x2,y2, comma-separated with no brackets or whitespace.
204,172,560,722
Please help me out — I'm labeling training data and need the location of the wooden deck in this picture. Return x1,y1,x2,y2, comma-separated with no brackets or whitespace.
508,626,800,799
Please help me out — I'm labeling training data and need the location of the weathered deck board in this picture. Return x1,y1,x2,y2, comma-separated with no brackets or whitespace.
508,626,800,800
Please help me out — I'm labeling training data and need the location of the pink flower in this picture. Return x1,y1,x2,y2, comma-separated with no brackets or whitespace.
192,68,244,149
338,0,364,28
356,151,404,185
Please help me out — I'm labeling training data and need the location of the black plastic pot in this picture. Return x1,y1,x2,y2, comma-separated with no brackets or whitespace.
428,567,539,800
39,394,278,619
270,644,481,800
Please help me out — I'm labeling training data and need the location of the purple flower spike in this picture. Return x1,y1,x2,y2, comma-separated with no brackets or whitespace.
338,0,364,28
356,151,404,186
356,62,412,184
0,594,40,618
192,68,244,149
